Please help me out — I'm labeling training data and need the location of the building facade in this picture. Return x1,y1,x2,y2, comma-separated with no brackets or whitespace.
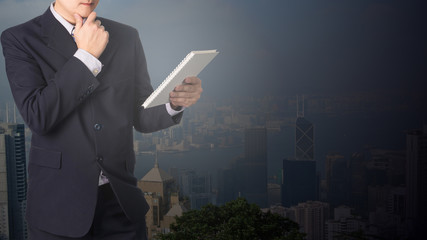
238,127,268,207
295,117,314,160
292,201,329,240
325,206,367,240
217,127,268,208
0,123,27,240
282,159,317,207
138,161,176,239
172,168,215,210
405,125,427,238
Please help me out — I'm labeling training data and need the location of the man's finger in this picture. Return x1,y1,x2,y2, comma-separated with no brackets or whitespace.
175,85,193,93
184,77,201,84
86,11,97,24
170,91,191,98
73,14,83,31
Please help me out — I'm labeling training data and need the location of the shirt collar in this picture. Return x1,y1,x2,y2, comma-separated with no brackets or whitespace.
50,2,74,35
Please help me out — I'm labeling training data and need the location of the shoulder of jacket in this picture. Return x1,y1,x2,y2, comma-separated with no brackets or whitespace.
1,14,42,44
98,17,138,34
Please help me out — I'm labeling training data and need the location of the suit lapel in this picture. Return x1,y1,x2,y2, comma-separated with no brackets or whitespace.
40,8,77,59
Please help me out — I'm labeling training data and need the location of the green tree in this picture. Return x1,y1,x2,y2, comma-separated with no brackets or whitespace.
155,198,305,240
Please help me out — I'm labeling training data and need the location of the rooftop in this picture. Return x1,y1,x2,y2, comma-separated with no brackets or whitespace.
141,161,174,183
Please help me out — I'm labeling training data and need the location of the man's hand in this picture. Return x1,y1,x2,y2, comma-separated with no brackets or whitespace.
73,12,109,59
169,77,203,109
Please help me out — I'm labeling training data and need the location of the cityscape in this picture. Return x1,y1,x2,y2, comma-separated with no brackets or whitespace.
0,0,425,239
1,89,426,239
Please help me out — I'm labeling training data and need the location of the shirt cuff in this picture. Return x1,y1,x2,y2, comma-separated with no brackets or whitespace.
166,103,184,116
74,49,103,77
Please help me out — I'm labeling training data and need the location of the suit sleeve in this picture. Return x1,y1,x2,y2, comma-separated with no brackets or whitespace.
1,29,100,136
131,30,183,133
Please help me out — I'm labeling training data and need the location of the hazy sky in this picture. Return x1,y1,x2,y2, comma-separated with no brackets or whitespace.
0,0,426,103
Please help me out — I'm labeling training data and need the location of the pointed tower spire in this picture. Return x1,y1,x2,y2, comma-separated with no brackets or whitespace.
297,95,305,118
6,103,9,123
141,149,173,183
14,104,17,124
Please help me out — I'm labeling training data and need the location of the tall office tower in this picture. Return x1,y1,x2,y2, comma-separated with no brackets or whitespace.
295,96,314,160
189,174,214,210
267,183,281,206
177,169,195,198
281,159,317,207
406,125,427,238
281,96,317,207
236,127,268,207
325,153,345,191
244,127,267,161
175,169,214,210
0,123,27,240
293,201,329,240
348,152,368,217
381,186,407,239
388,187,406,219
325,153,350,210
217,166,238,205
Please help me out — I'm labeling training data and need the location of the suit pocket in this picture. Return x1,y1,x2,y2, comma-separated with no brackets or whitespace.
29,147,62,169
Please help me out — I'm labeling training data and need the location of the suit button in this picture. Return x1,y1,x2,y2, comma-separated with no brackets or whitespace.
94,123,102,131
96,156,103,162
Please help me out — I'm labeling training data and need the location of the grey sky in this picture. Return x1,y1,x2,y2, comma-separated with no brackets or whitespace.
0,0,426,103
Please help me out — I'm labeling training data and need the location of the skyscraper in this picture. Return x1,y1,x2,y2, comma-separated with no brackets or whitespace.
174,169,215,210
217,128,268,207
236,127,268,207
325,154,350,210
244,127,267,161
0,123,27,240
406,124,427,238
282,159,317,207
217,166,237,205
281,96,317,208
295,96,314,160
295,117,314,160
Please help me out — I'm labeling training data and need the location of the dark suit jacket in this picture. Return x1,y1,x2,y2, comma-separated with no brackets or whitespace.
1,8,181,237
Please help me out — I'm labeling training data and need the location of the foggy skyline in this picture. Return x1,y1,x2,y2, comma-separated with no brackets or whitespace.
1,1,426,239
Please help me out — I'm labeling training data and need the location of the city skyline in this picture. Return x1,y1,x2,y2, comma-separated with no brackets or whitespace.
0,0,426,239
0,91,425,175
0,92,425,239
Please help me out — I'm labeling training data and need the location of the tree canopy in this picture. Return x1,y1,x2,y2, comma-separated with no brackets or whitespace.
155,198,305,240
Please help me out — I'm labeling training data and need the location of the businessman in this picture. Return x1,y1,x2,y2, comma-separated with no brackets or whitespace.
1,0,203,239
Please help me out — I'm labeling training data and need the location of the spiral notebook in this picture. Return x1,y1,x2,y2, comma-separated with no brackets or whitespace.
142,50,219,109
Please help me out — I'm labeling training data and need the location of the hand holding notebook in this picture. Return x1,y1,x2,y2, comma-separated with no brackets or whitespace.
142,50,219,109
169,76,202,109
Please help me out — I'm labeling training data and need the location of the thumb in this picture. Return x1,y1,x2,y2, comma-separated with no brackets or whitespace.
74,14,83,31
